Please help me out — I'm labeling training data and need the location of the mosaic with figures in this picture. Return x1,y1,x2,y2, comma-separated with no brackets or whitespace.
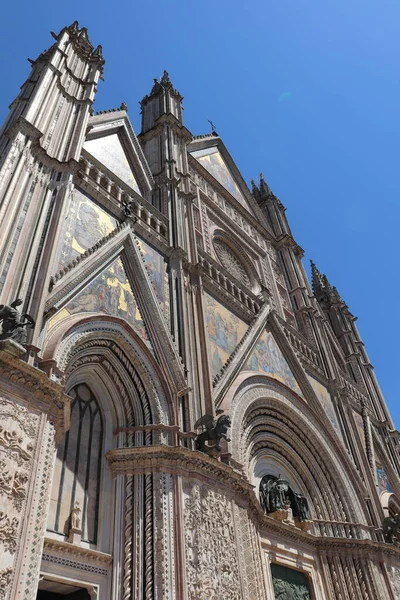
137,238,170,323
56,188,118,271
58,257,152,350
55,188,170,322
376,463,394,494
307,375,343,440
243,331,304,397
191,147,248,209
205,294,247,377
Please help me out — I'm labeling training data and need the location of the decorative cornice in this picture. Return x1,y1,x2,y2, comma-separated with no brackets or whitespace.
0,342,70,437
105,444,400,559
43,537,112,566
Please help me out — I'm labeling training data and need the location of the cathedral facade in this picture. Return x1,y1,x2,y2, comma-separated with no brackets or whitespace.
0,22,399,600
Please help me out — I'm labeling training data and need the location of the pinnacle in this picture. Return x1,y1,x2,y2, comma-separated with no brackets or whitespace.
310,260,345,305
259,172,272,197
310,260,325,296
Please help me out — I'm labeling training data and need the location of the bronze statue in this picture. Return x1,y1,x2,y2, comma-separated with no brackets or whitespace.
260,475,290,514
194,411,231,454
293,492,309,522
0,299,35,345
383,514,400,546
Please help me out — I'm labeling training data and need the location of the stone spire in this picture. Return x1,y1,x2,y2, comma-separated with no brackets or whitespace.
252,173,290,237
0,21,104,164
140,70,184,133
310,260,327,298
311,261,345,307
0,22,104,322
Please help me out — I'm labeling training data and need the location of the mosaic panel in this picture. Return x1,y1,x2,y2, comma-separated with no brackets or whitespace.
62,257,152,350
191,147,248,209
376,463,394,494
243,330,304,398
56,188,118,272
204,294,247,377
84,133,140,193
307,375,343,441
137,237,170,323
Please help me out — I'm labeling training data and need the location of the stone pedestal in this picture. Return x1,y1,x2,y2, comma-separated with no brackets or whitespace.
269,508,294,525
0,342,70,600
295,519,313,532
68,528,82,546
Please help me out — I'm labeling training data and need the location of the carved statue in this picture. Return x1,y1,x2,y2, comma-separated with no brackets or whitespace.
0,299,35,345
293,493,309,522
260,475,290,514
383,514,400,546
70,500,82,531
194,411,231,454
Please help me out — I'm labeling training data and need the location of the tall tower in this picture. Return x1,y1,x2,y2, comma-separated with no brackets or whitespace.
0,22,104,330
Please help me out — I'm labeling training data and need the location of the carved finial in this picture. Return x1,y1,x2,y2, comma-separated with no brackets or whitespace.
160,70,172,87
259,173,272,197
68,21,79,32
310,260,324,296
79,27,89,40
92,45,104,60
119,102,128,111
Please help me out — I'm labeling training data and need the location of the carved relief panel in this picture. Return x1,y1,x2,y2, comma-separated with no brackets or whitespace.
0,396,40,599
183,483,242,600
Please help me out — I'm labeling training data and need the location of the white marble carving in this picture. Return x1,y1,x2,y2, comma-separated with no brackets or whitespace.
184,484,241,600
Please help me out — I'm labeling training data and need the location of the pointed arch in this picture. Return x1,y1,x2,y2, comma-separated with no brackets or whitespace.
228,375,369,525
42,314,174,426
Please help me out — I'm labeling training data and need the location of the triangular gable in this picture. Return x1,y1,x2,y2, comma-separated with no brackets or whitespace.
204,293,248,378
55,187,118,272
45,223,187,394
242,329,304,398
48,256,154,353
188,136,260,217
83,110,154,195
84,133,141,194
191,146,248,206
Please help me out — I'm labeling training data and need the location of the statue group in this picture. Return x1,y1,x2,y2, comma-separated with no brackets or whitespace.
0,299,35,345
259,475,309,522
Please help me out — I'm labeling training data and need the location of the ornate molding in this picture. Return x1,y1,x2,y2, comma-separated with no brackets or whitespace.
0,346,70,437
106,445,400,561
42,538,112,567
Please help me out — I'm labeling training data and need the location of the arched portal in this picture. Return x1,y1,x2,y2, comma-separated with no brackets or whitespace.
229,375,368,525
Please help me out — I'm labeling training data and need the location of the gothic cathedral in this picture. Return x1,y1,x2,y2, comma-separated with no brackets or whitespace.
0,22,399,600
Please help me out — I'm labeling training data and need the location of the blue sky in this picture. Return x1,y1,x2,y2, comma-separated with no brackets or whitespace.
0,1,399,426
